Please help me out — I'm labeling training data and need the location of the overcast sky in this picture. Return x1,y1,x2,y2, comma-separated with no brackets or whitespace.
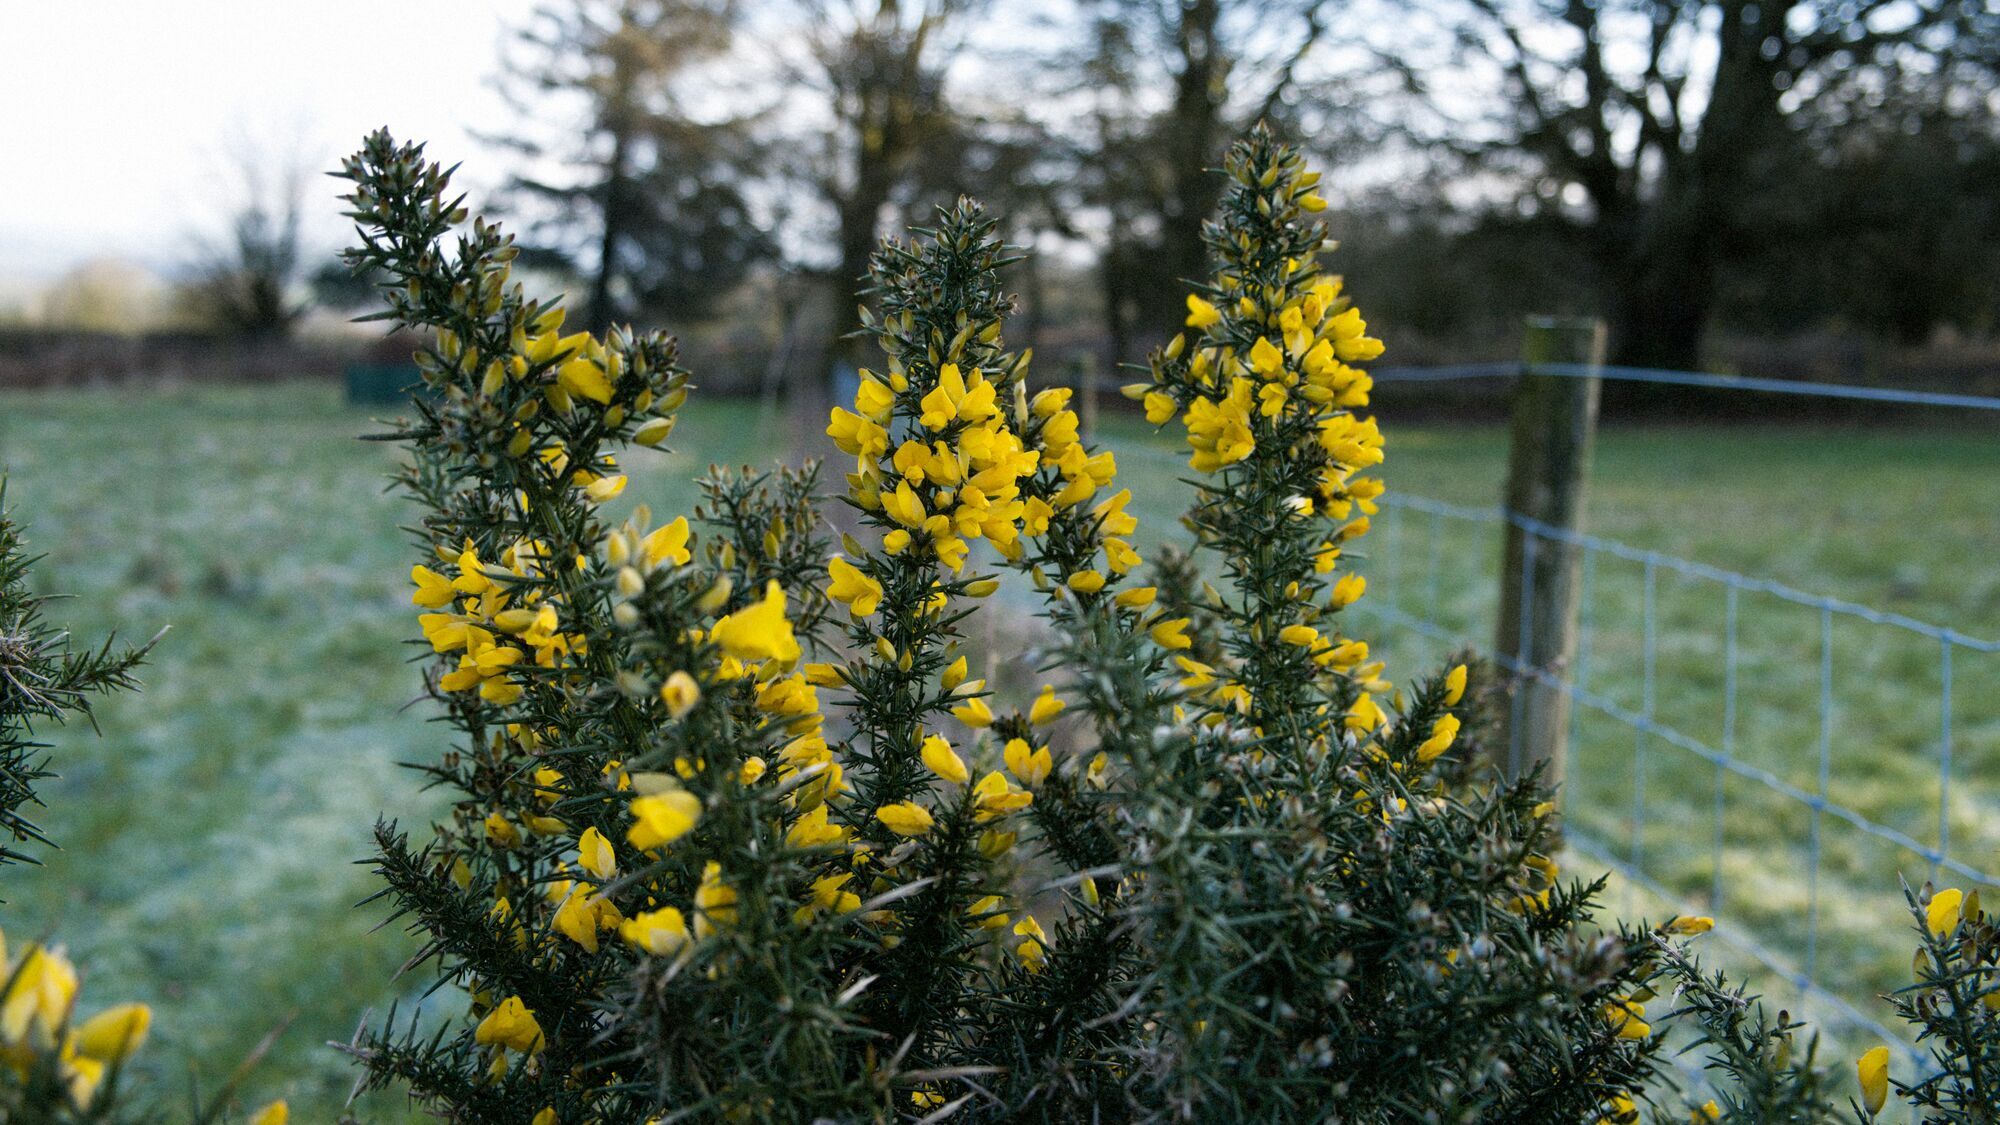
3,0,539,281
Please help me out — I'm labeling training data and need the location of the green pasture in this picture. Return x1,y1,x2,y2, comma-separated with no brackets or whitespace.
0,382,1994,1113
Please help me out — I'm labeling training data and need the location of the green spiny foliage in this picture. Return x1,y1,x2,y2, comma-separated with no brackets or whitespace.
334,120,1720,1124
0,484,153,873
1646,938,1843,1122
1876,881,2000,1121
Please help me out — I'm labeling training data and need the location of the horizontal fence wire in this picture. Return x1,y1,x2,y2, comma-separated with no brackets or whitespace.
1370,360,2000,412
1092,363,1992,1075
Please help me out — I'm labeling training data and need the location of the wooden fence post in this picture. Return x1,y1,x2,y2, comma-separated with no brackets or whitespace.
1494,316,1606,794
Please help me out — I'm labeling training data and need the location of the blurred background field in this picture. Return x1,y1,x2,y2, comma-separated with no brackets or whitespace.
2,382,1994,1113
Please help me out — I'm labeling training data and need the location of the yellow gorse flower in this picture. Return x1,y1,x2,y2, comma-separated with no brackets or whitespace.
710,581,802,664
826,556,884,617
1013,915,1049,971
660,670,701,717
552,885,623,953
875,801,935,838
72,1002,152,1062
620,907,690,956
921,733,969,785
1028,685,1066,725
576,826,617,880
1185,294,1222,329
474,995,544,1054
1663,915,1714,936
1443,664,1468,706
628,789,701,851
1601,996,1651,1040
1857,1045,1890,1114
1415,713,1460,763
1927,887,1965,935
693,861,739,938
1,939,79,1048
1003,738,1052,787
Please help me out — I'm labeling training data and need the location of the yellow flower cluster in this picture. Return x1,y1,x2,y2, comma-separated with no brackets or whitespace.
1159,276,1382,480
0,927,150,1111
1119,150,1398,755
413,538,584,707
605,585,811,953
430,302,686,472
817,332,1142,971
452,303,679,422
830,362,1114,574
475,993,544,1056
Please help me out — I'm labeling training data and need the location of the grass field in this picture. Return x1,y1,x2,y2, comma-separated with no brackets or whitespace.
1,382,1994,1113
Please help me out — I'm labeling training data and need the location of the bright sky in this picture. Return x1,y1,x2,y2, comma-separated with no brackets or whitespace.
3,0,539,281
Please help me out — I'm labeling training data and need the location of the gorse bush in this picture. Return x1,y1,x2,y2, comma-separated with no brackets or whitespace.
332,123,1716,1123
1871,883,2000,1121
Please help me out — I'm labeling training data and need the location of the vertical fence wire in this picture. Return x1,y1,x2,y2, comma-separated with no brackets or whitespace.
1937,638,1953,885
1807,606,1833,985
1716,584,1738,914
1630,559,1656,915
1571,546,1597,847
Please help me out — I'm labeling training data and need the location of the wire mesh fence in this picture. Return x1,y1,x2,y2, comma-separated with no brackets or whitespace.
1090,361,2000,1072
1355,490,2000,1058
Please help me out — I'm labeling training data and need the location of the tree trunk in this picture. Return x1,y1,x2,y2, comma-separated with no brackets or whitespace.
586,86,636,335
794,145,893,463
1018,218,1044,355
1149,0,1226,345
822,179,888,386
1101,216,1132,368
1605,247,1713,373
1600,0,1786,374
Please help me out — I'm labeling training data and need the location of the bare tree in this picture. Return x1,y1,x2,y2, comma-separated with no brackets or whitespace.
1432,0,1998,369
183,138,309,339
1065,0,1359,360
790,0,975,388
491,0,769,332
